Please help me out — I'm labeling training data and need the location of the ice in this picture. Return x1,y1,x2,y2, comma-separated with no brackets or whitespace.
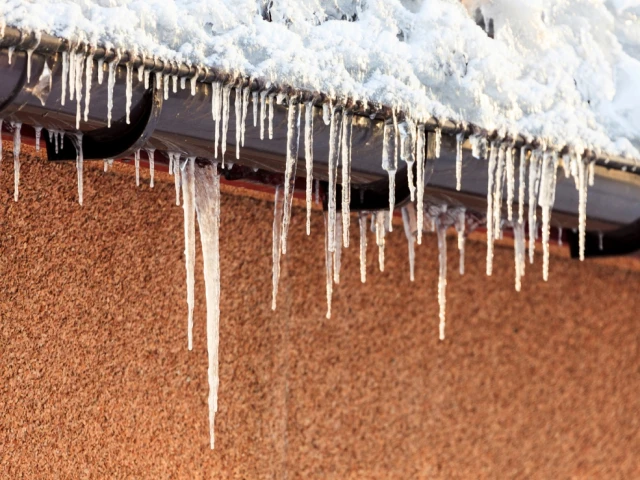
34,126,42,152
172,75,178,93
598,231,604,250
485,141,497,276
518,147,526,223
259,90,267,140
125,62,133,124
506,145,515,221
182,157,196,350
234,87,242,160
7,46,14,64
381,119,396,232
146,148,156,188
133,149,141,186
280,101,300,255
211,82,222,159
327,106,341,253
435,206,448,341
333,213,343,284
271,186,284,310
341,112,353,248
163,74,170,100
359,212,367,283
528,149,543,264
314,179,320,205
268,93,276,140
137,64,144,83
304,101,314,236
513,221,526,292
221,85,231,166
557,226,563,246
180,76,186,90
26,32,41,83
416,124,426,244
72,132,83,205
434,127,442,159
172,152,182,205
84,53,94,122
493,144,506,240
193,162,222,450
401,204,416,282
241,86,250,147
74,52,84,130
538,151,558,281
252,91,258,127
323,213,333,319
577,153,588,261
588,161,595,186
97,58,104,85
455,132,464,191
374,211,387,272
190,75,196,96
454,207,466,276
107,56,118,128
69,47,76,101
398,120,416,202
322,102,331,125
154,71,162,92
144,69,149,89
11,122,21,202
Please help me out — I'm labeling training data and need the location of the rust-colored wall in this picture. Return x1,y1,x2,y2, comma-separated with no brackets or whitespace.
1,144,639,479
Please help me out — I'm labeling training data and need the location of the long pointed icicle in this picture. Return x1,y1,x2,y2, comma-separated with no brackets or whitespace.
221,86,231,166
486,141,498,276
235,87,242,160
455,132,464,191
305,101,314,235
577,153,588,261
381,119,396,232
399,120,416,201
73,132,83,206
268,93,276,140
341,112,353,248
518,147,526,223
182,157,196,350
146,148,156,188
333,213,343,284
513,221,526,292
528,149,542,264
280,101,299,255
539,151,558,281
455,208,466,276
272,186,284,311
359,212,367,283
194,162,222,450
173,153,182,205
436,208,448,341
125,62,133,125
401,204,417,282
134,149,141,187
324,213,333,319
107,54,119,128
493,144,507,240
84,52,94,122
74,52,84,130
259,91,267,140
212,82,222,159
12,122,22,202
327,107,342,253
252,91,259,128
241,86,250,147
375,211,386,272
416,124,426,244
506,145,515,221
61,51,69,106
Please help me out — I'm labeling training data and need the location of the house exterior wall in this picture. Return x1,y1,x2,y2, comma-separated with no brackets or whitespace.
1,143,639,479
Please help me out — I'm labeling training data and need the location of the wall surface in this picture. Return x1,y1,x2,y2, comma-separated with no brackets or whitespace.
1,143,639,479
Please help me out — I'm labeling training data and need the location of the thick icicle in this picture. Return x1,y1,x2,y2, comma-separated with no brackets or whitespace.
399,120,416,201
173,153,182,205
34,126,42,152
97,58,104,85
506,145,515,221
146,148,156,188
193,163,222,450
588,161,595,187
359,212,367,283
416,124,426,244
528,149,543,264
577,153,588,261
137,64,144,84
538,151,558,281
241,86,250,147
435,208,448,341
180,76,186,90
375,212,387,272
324,213,333,319
486,142,498,276
518,147,526,223
125,62,133,124
182,157,196,350
327,107,342,253
61,51,69,105
271,186,284,310
163,74,170,100
268,93,276,140
434,127,442,158
259,91,267,140
305,101,314,236
144,69,150,89
84,53,94,122
401,204,417,282
454,208,466,276
280,101,300,255
341,112,353,248
172,75,178,94
235,87,242,160
513,221,526,292
134,149,141,187
72,132,83,205
8,46,14,65
211,82,222,159
12,122,22,202
69,48,76,102
333,213,343,284
107,56,119,128
455,132,464,191
221,86,231,166
381,119,396,232
252,91,258,127
190,75,197,96
74,52,84,130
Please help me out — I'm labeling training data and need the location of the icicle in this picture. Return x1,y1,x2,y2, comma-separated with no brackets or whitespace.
144,69,150,89
73,52,84,130
168,153,174,175
577,153,588,261
172,153,182,205
72,132,83,205
538,151,558,281
322,103,331,125
8,46,14,64
252,91,258,128
180,76,186,90
598,231,604,251
154,71,162,92
172,75,178,93
26,32,41,83
107,55,119,128
398,120,416,202
314,179,320,205
211,82,222,159
324,213,333,319
401,205,416,282
513,221,526,292
83,53,94,122
190,75,197,96
341,112,353,248
434,127,442,158
268,93,276,140
493,144,507,240
375,212,387,272
588,161,595,186
137,64,144,83
518,147,526,223
327,107,342,253
146,148,156,188
125,62,133,124
11,122,22,202
359,212,367,283
193,163,221,450
455,208,466,275
435,209,448,341
61,52,69,105
557,226,563,246
68,48,76,102
234,87,242,160
486,141,498,276
305,101,314,236
182,157,196,350
259,91,267,140
528,149,543,264
506,145,515,221
34,126,42,152
163,74,170,100
333,213,343,284
221,86,231,166
133,149,141,187
455,132,464,191
280,101,300,255
241,86,250,147
271,186,284,310
381,119,396,232
97,58,104,85
416,124,426,244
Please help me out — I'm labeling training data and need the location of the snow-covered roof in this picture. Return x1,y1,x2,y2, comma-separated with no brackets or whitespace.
3,0,640,159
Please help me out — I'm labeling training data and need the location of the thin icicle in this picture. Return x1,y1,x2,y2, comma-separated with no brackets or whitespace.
61,52,69,105
193,163,221,450
252,91,259,127
455,132,464,191
72,132,83,206
486,141,498,276
97,58,105,85
69,48,76,102
173,153,182,205
259,91,268,140
577,153,588,261
506,145,515,221
34,126,42,152
280,101,299,255
182,157,196,350
221,86,231,166
323,213,333,319
314,179,320,205
333,213,343,284
84,53,94,122
538,151,558,281
341,112,353,248
435,209,448,341
598,231,604,251
434,127,442,158
327,106,342,253
513,221,526,292
381,119,396,232
107,55,119,128
399,120,416,202
518,147,526,223
416,124,426,244
305,101,314,236
211,82,222,159
271,186,284,310
528,149,543,264
557,226,563,246
375,211,387,272
493,144,507,240
11,122,22,202
235,87,242,160
134,149,141,187
455,208,466,276
268,93,276,140
125,62,133,124
241,86,250,147
74,52,84,130
401,205,416,282
359,212,367,283
146,148,156,188
8,46,14,64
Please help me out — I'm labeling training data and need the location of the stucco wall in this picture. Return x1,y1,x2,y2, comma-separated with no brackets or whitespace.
1,144,639,479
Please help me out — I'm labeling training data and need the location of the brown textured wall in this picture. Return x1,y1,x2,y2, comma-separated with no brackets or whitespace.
1,143,639,479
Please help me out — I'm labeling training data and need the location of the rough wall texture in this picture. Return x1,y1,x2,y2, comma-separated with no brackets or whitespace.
1,144,639,479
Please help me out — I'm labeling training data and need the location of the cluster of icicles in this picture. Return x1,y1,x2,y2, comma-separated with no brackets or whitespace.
2,45,597,449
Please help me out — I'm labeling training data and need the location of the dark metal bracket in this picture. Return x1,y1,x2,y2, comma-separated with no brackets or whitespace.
568,218,640,258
